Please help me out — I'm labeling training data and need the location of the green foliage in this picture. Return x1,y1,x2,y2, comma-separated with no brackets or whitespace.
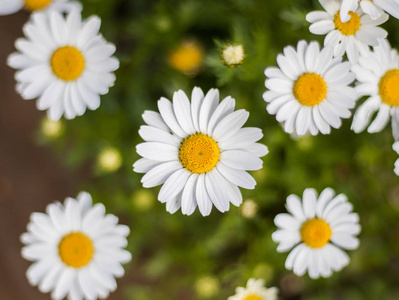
39,0,399,299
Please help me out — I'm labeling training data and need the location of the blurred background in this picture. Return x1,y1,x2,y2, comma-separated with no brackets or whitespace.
1,0,399,299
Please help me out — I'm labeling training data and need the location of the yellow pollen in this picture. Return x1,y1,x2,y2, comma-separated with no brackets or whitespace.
58,232,94,268
179,133,220,174
334,11,361,35
51,46,85,81
168,41,203,74
243,294,263,300
24,0,53,11
301,218,332,248
293,73,327,106
379,69,399,106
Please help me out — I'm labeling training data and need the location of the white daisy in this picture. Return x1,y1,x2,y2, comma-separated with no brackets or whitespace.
21,192,132,300
351,39,399,139
227,278,278,300
393,142,399,175
272,188,361,279
133,87,268,216
340,0,399,22
0,0,81,16
263,40,356,136
306,0,388,64
8,10,119,121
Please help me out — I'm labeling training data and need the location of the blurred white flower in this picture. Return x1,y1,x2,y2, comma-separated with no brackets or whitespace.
8,10,119,120
306,0,388,64
0,0,81,16
351,39,399,140
228,278,278,300
272,188,361,279
21,192,131,300
264,40,356,136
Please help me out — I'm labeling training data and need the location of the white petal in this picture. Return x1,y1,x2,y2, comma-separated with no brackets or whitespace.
181,174,199,215
220,150,263,171
173,90,196,135
141,161,182,188
191,87,205,132
138,125,181,147
199,89,219,134
142,111,169,132
286,194,306,222
136,142,178,161
216,162,256,189
212,110,249,141
158,169,191,202
196,174,213,216
158,97,187,138
302,188,318,219
205,171,230,213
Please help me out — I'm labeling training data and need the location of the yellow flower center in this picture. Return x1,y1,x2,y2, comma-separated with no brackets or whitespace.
379,69,399,106
24,0,53,11
293,73,327,106
301,218,332,248
334,11,361,36
179,133,220,174
51,46,85,81
58,232,94,268
243,294,263,300
168,41,203,74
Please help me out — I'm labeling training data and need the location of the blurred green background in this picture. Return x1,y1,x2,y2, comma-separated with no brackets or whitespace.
37,0,399,299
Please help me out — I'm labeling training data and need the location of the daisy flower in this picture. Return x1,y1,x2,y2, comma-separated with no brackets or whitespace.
393,142,399,175
272,188,361,279
8,10,119,121
0,0,81,16
227,278,278,300
21,192,132,300
263,40,356,136
133,87,268,216
306,0,388,64
340,0,399,22
351,39,399,139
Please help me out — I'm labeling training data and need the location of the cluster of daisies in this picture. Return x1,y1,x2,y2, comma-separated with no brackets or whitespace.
2,0,399,299
264,0,399,173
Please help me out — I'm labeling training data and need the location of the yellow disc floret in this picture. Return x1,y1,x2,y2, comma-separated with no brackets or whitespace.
58,232,94,268
24,0,53,11
301,218,332,248
334,11,361,36
379,69,399,106
179,133,220,174
293,73,327,106
243,294,263,300
168,41,203,74
51,46,85,81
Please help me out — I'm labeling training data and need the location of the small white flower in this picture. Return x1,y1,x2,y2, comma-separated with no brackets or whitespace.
133,87,268,216
306,0,388,64
228,278,278,300
351,39,399,139
393,142,399,175
0,0,81,16
263,40,356,136
340,0,399,22
222,44,245,67
21,192,132,300
272,188,361,279
8,10,119,121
